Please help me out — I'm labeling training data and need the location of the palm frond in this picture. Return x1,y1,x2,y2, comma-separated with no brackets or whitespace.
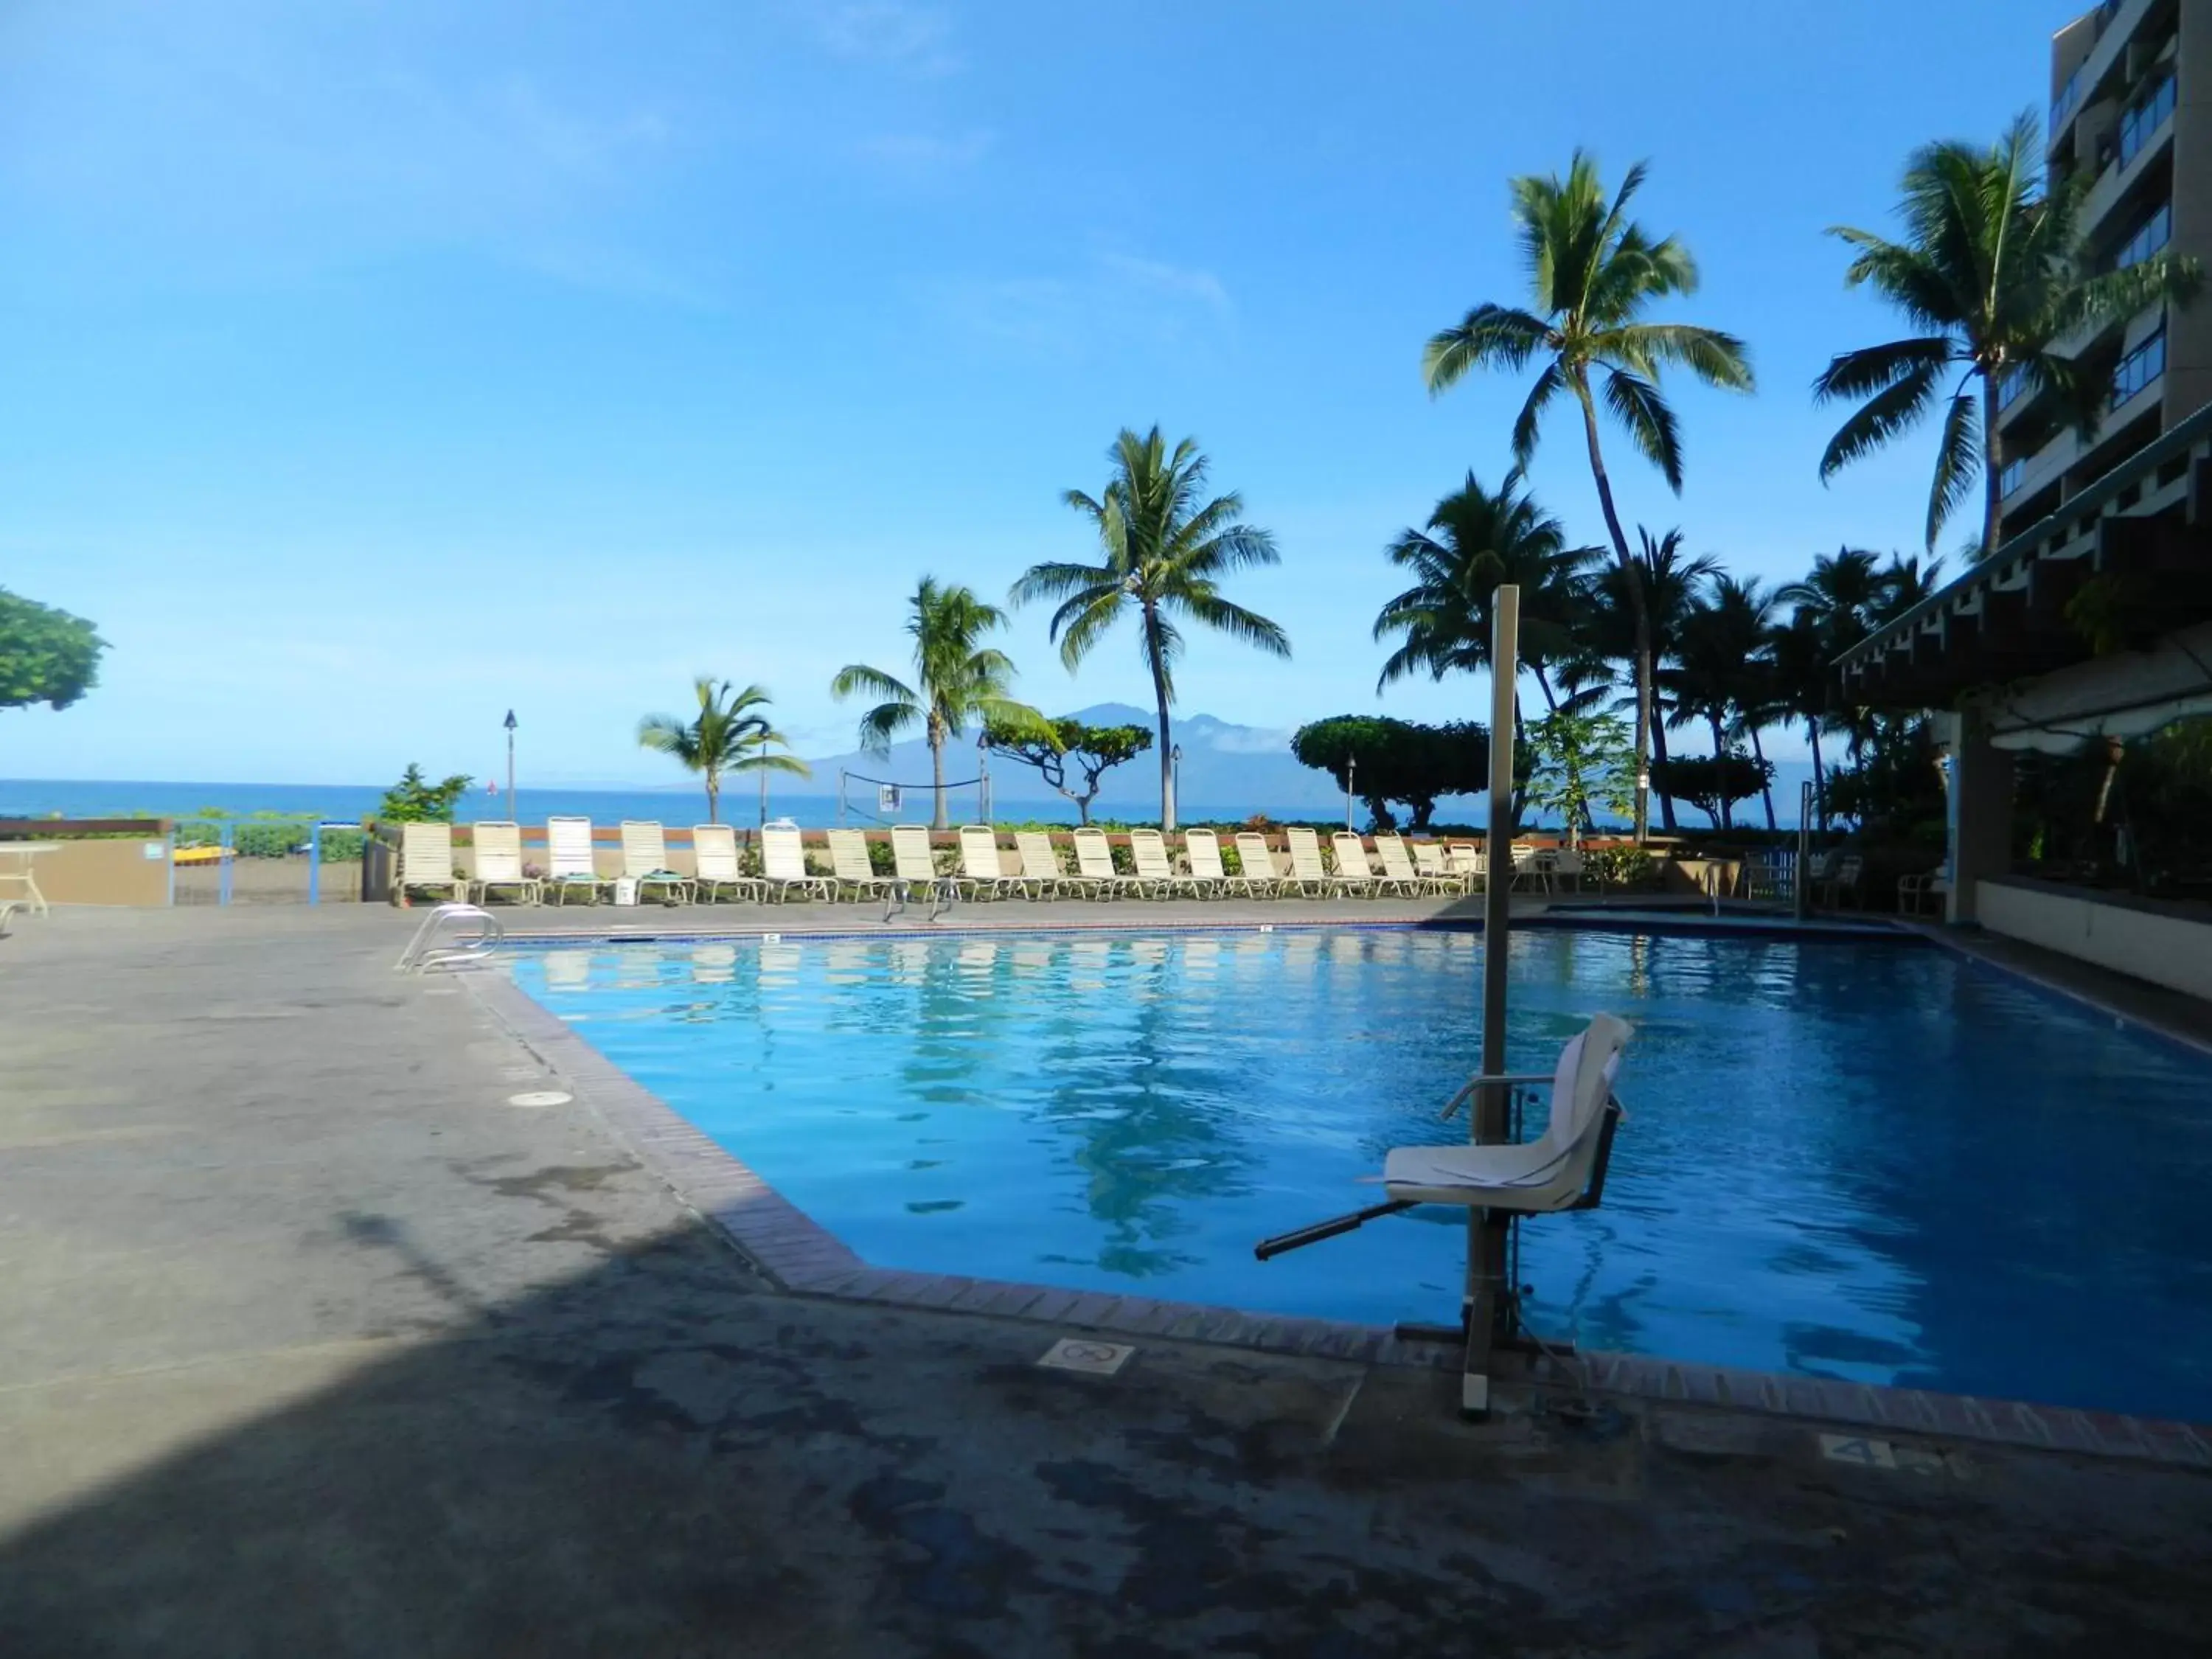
1925,389,1980,552
1510,360,1564,470
1422,305,1551,394
1604,322,1753,392
1601,367,1685,493
1816,355,1944,478
830,663,916,705
1812,336,1955,403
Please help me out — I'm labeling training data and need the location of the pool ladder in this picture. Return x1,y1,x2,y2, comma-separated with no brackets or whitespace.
395,902,505,973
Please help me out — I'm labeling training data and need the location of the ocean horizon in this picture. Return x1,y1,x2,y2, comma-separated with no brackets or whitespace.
0,769,1823,832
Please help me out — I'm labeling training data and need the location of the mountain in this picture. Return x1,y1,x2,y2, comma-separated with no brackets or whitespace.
802,703,1349,817
802,703,1825,827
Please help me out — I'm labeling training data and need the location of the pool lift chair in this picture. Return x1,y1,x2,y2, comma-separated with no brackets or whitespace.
1255,1012,1632,1416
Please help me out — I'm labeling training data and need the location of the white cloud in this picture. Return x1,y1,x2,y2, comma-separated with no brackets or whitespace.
939,249,1235,359
807,1,962,75
1096,253,1231,311
853,128,993,177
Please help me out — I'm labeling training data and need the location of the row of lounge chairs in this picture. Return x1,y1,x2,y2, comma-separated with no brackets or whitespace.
394,818,1582,906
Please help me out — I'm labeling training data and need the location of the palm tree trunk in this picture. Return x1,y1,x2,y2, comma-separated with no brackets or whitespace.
1532,664,1559,714
1649,714,1676,830
1710,714,1731,832
1144,606,1175,831
1571,375,1653,845
706,771,720,825
1747,726,1776,831
1807,719,1827,831
1980,369,2004,562
930,731,947,831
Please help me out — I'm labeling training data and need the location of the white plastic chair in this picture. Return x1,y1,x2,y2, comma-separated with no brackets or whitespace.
546,818,613,905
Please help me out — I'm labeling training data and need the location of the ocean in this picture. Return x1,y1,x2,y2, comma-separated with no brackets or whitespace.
0,764,1821,832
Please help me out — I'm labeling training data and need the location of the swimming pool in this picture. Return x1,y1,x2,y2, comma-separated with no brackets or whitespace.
509,928,2212,1422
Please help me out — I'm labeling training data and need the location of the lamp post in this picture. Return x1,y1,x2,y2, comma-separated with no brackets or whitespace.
1345,753,1357,831
1171,744,1182,822
503,710,517,821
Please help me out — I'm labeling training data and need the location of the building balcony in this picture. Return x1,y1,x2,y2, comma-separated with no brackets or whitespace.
2050,0,2156,156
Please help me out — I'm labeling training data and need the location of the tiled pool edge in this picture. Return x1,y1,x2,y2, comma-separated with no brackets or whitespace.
467,967,2212,1471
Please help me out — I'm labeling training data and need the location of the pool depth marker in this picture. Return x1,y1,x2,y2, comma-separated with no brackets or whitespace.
1465,582,1520,1419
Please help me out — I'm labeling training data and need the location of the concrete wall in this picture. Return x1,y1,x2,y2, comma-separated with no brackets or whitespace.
1978,877,2212,1000
8,838,173,908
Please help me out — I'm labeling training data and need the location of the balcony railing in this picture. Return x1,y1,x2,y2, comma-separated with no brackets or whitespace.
2110,201,2173,272
1998,364,2034,410
2000,456,2028,498
2118,74,2175,169
2111,327,2166,411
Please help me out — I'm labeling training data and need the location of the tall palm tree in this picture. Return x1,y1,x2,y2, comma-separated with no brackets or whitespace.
832,577,1041,830
636,678,808,824
1567,528,1718,831
1424,150,1754,841
1667,575,1778,831
1765,610,1834,830
1371,469,1602,727
1775,547,1887,827
1816,111,2200,560
1012,427,1289,830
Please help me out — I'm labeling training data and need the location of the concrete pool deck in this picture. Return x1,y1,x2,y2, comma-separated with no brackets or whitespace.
4,905,2211,1655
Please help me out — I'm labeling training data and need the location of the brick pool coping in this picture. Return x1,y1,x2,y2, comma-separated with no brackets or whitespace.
468,942,2212,1471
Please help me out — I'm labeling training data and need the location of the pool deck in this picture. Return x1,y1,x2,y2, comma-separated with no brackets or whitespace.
5,903,2212,1655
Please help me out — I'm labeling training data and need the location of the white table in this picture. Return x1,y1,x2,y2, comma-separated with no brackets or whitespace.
0,842,60,917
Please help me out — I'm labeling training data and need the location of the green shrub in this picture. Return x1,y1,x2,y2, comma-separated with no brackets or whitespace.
1585,846,1659,890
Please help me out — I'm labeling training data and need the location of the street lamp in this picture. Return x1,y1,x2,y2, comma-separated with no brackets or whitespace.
503,710,518,821
1345,752,1357,831
1170,743,1182,821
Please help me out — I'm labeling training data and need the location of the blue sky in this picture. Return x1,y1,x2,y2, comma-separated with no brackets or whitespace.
2,0,2081,785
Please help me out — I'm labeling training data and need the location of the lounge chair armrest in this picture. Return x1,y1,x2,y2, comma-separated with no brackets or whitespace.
1438,1071,1559,1119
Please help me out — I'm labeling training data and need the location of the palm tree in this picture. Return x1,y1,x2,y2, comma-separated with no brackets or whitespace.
637,678,808,824
1012,428,1289,830
1371,470,1602,728
1567,528,1717,832
1765,610,1833,830
1775,547,1886,828
1816,112,2201,560
1667,575,1778,830
831,577,1041,830
1424,150,1754,841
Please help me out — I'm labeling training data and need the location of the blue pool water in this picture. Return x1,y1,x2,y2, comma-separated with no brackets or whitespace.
509,928,2212,1422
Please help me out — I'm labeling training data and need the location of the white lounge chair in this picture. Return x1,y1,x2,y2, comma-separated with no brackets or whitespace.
889,825,955,911
1549,849,1585,893
1370,833,1430,897
759,824,833,903
1382,1015,1632,1211
1509,842,1545,892
827,829,900,902
1446,842,1485,892
692,824,764,902
1329,832,1380,898
397,822,467,904
1012,831,1068,899
1411,841,1463,894
468,821,541,905
1281,827,1332,897
955,826,1016,900
620,821,695,905
546,817,613,905
1231,832,1282,898
1127,828,1190,897
1182,829,1239,898
1071,827,1139,900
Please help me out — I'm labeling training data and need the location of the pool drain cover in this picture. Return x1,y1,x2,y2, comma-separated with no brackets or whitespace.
507,1091,574,1108
1037,1339,1134,1377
